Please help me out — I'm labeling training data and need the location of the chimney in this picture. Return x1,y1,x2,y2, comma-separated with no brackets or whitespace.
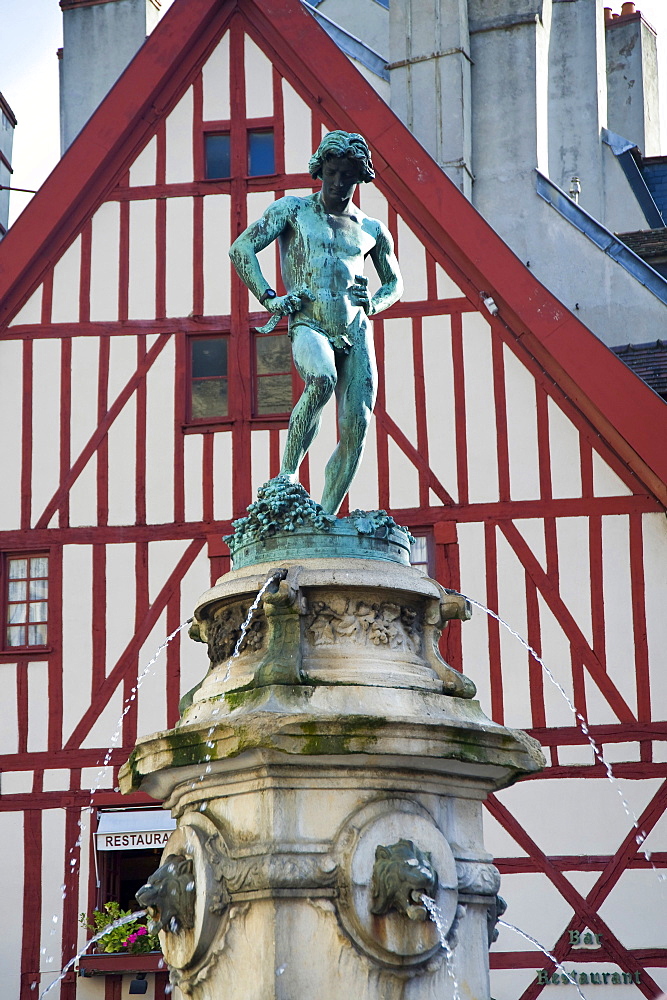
59,0,162,153
388,0,473,197
606,5,661,156
0,93,17,238
547,0,608,222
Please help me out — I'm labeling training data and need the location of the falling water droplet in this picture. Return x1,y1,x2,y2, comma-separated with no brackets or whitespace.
276,965,286,975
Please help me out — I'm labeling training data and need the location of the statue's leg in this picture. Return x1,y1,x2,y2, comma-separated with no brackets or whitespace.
320,322,377,514
280,325,337,478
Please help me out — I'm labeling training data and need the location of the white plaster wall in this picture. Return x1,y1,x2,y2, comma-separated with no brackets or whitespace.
203,33,230,120
397,217,428,301
213,431,233,521
643,512,667,720
496,527,533,729
204,194,231,315
547,395,582,498
106,396,137,526
166,198,194,318
436,262,465,300
184,433,204,522
422,314,458,503
251,429,271,496
592,450,633,497
9,285,42,326
51,236,81,324
601,514,639,716
80,686,124,750
0,663,19,754
536,593,579,728
129,135,157,187
137,609,169,738
504,344,540,501
513,517,547,571
384,317,417,444
165,88,194,185
388,436,420,508
31,338,61,528
462,311,499,503
347,412,380,511
0,812,24,997
39,808,66,980
90,202,120,322
282,81,314,175
245,36,274,118
555,516,594,645
145,338,175,524
105,543,137,673
0,339,23,529
129,199,157,320
62,545,94,743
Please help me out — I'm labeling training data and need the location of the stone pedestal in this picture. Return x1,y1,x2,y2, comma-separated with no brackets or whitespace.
121,522,544,999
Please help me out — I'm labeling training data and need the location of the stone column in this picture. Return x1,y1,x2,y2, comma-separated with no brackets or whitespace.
122,519,544,1000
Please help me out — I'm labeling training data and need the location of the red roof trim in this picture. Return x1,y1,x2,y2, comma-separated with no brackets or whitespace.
0,0,665,501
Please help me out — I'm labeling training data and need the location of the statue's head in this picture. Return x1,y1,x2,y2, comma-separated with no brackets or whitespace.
308,131,375,183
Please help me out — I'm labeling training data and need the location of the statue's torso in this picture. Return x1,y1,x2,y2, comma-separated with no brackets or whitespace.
279,195,378,334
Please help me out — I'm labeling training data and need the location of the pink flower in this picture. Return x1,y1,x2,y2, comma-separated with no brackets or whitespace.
137,927,147,936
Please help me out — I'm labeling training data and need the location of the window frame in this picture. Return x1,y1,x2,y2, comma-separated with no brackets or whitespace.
408,531,435,578
203,130,232,181
252,327,296,419
247,127,276,178
186,333,232,428
2,551,51,653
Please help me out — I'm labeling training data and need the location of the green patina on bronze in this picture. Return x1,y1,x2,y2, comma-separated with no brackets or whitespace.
224,476,413,568
229,131,403,515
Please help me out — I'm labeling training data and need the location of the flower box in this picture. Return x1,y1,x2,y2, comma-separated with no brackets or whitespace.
78,952,165,976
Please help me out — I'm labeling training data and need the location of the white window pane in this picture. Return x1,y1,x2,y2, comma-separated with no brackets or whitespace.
28,623,47,645
8,559,27,580
30,556,48,577
410,537,428,564
7,625,26,646
29,602,48,623
8,604,26,624
29,579,48,600
8,581,26,602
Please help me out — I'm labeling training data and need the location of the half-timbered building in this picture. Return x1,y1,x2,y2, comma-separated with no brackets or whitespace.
0,0,666,997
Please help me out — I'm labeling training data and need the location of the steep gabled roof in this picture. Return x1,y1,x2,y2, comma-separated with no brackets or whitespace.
0,0,666,504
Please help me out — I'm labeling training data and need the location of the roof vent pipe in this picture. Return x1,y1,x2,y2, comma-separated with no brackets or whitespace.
621,3,637,14
604,7,613,23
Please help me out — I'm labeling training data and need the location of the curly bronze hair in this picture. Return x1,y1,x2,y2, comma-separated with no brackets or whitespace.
308,130,375,183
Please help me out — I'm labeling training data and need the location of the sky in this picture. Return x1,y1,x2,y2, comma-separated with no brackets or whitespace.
2,0,667,226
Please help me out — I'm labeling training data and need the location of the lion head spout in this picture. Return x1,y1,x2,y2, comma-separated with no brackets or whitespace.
370,839,439,921
135,854,196,935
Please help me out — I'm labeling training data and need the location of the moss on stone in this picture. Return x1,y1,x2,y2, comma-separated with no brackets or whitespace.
298,715,386,755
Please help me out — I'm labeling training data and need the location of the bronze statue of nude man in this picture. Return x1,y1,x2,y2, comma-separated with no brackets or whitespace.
229,130,403,515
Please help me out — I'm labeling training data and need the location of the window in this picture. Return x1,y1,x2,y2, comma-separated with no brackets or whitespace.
205,133,231,179
96,811,175,911
255,332,293,415
409,535,433,576
190,337,229,421
5,554,49,648
248,129,275,176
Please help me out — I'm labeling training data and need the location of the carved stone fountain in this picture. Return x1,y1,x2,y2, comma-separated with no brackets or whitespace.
120,480,544,999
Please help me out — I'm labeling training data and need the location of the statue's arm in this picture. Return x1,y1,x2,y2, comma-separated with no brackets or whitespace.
229,200,291,306
367,222,403,316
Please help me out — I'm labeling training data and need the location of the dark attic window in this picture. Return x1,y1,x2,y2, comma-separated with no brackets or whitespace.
190,337,229,421
205,133,231,179
248,129,275,176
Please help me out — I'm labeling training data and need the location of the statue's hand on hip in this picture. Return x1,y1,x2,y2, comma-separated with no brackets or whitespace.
349,274,372,315
267,291,304,316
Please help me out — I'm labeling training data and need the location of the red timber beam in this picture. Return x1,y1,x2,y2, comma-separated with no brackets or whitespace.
486,784,667,998
497,520,637,723
64,538,204,750
35,332,172,529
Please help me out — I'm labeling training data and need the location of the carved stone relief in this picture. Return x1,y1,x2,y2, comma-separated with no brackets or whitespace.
190,602,266,664
307,596,423,655
135,854,196,935
370,839,438,921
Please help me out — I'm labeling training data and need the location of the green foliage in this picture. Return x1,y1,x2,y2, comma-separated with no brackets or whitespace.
79,901,161,954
